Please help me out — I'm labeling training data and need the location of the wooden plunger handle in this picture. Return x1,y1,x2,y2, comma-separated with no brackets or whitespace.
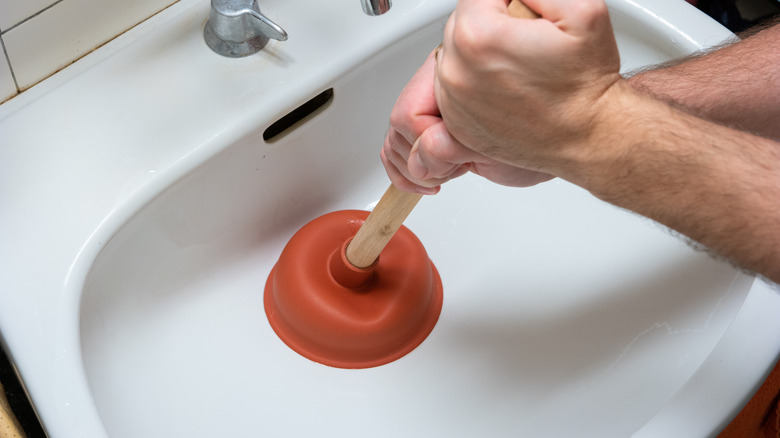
507,0,540,19
345,0,538,269
346,185,422,268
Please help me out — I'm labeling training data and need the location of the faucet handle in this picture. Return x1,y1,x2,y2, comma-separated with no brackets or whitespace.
205,0,288,57
248,7,288,42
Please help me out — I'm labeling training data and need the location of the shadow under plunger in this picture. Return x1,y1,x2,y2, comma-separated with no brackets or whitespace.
264,184,443,369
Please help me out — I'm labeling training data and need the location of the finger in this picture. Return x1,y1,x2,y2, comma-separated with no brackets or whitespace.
383,128,413,163
386,142,463,189
380,148,440,195
383,128,448,188
451,0,539,42
383,141,420,184
455,0,511,21
382,131,447,192
384,126,470,190
409,121,484,181
449,0,559,60
522,0,611,36
389,51,442,146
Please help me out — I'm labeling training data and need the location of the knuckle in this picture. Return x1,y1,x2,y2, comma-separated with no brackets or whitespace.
384,129,407,155
439,18,498,99
436,64,466,99
388,108,407,135
381,136,394,156
451,16,491,61
379,145,391,164
573,0,609,28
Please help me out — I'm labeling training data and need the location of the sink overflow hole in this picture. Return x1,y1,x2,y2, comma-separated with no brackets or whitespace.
263,88,334,142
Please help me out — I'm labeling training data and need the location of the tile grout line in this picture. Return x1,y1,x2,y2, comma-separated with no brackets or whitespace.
0,0,183,97
0,35,20,93
0,0,65,35
0,0,66,95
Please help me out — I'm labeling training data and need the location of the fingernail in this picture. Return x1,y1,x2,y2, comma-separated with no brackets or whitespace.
417,185,439,196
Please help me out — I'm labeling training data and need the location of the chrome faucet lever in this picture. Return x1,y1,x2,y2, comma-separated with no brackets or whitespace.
204,0,288,57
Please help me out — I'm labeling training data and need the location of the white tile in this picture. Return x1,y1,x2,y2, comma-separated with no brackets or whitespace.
3,0,177,90
0,0,56,31
0,44,17,102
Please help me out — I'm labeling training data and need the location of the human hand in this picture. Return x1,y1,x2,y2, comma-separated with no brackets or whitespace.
381,51,553,195
433,0,622,180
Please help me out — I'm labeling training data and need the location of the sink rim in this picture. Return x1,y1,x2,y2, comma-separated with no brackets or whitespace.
2,0,779,436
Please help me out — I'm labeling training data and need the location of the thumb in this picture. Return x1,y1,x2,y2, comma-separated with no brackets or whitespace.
408,121,478,181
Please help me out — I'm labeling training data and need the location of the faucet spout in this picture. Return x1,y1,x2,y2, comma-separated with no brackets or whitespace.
361,0,391,16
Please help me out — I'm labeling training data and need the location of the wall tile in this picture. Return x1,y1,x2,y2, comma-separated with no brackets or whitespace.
3,0,176,91
0,0,56,31
0,43,17,102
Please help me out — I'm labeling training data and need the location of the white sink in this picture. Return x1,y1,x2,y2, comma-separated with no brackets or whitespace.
2,0,780,436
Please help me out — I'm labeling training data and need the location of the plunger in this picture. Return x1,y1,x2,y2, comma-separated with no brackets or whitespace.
264,185,442,368
264,0,537,369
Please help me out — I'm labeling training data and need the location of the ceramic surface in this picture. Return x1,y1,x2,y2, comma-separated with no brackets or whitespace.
2,0,780,436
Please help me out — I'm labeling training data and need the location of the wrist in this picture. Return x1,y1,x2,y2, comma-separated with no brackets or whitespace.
556,79,780,280
554,80,651,197
559,79,716,208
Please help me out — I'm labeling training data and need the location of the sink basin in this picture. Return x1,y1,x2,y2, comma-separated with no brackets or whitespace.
2,0,780,436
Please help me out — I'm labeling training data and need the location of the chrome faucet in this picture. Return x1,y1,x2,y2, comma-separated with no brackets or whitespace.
204,0,390,58
361,0,391,16
204,0,288,57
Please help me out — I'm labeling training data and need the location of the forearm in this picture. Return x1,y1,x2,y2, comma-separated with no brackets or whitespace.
560,18,780,279
626,19,780,140
567,81,780,281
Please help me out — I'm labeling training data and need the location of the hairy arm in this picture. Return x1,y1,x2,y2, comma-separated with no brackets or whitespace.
587,19,780,279
627,18,780,140
570,81,780,281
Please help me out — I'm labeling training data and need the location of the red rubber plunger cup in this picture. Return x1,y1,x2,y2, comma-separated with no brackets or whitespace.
264,185,443,369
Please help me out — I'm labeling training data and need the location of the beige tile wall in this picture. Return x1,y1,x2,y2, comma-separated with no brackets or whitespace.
0,0,179,103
